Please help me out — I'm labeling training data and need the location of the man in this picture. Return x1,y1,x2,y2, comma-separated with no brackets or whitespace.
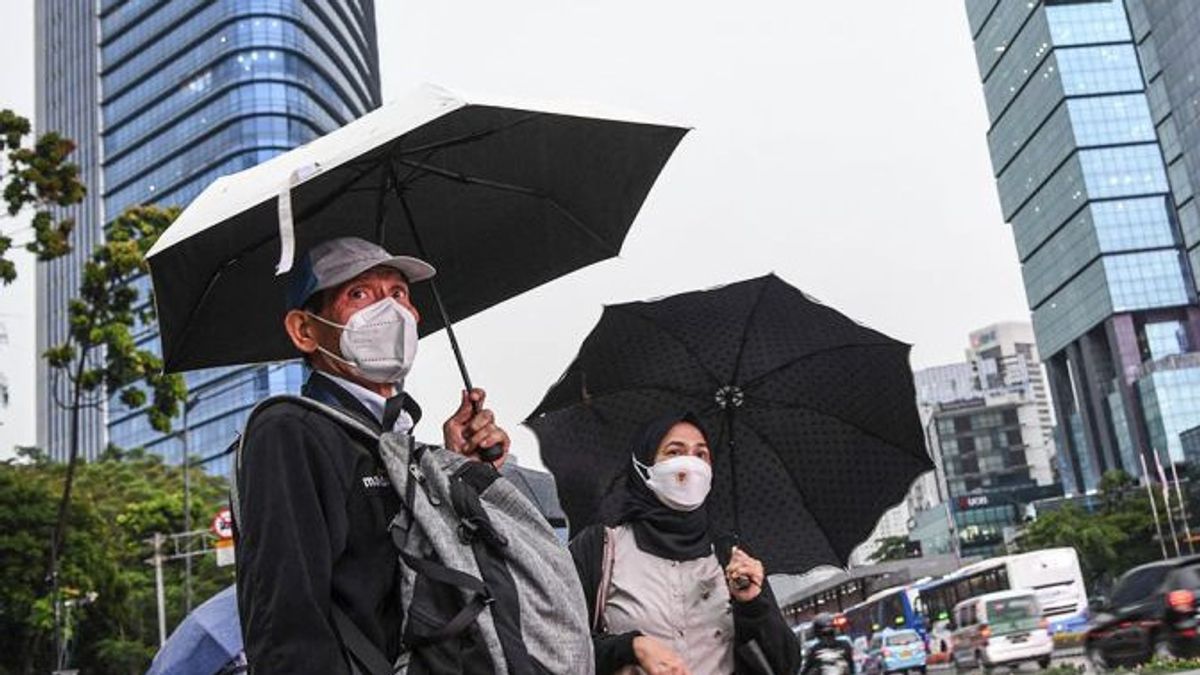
802,614,854,675
235,237,511,673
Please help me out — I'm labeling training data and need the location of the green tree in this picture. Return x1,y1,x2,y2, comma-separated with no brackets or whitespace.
41,204,188,668
0,109,87,283
1020,470,1161,592
0,452,233,675
869,535,915,563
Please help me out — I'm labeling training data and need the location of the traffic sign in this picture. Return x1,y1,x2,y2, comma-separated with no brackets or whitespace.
211,507,234,539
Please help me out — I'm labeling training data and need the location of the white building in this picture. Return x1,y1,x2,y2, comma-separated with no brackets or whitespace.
849,498,913,567
850,322,1060,565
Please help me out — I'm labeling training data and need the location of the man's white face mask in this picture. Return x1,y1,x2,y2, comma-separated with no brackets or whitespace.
633,454,713,511
308,298,418,384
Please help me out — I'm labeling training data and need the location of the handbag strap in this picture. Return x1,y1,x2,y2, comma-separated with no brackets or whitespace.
593,526,617,632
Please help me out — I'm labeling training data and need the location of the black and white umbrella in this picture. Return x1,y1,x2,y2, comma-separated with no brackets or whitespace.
146,84,687,388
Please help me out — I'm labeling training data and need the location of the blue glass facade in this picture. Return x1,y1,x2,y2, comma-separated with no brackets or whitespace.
1138,357,1200,464
967,0,1200,492
36,0,380,470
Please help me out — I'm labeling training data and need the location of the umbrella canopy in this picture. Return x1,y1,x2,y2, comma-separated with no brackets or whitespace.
147,84,687,373
525,275,932,574
146,584,243,675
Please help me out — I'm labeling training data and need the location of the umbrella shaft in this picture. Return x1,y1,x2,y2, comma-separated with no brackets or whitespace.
392,166,501,462
430,277,474,393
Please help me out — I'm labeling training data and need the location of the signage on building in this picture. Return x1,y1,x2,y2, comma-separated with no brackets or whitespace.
940,397,986,412
957,494,991,510
971,330,997,349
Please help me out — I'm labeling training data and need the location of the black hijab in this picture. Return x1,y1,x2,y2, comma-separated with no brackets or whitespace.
604,412,713,561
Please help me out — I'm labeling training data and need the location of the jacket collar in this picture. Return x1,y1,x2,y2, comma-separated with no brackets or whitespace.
302,371,423,434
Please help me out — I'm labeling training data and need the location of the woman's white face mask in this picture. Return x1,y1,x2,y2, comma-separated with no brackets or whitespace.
307,297,418,384
633,454,713,511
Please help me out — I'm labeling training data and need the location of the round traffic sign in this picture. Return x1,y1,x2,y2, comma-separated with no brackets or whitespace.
211,507,234,539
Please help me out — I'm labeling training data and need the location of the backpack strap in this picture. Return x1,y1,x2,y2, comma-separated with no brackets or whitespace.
593,526,617,633
395,551,494,647
445,461,537,674
331,605,396,675
229,394,379,527
231,395,393,673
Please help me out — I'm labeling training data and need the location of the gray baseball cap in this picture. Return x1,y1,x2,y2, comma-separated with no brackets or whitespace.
288,237,436,309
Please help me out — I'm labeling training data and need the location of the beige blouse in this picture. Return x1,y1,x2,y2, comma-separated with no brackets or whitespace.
602,524,735,675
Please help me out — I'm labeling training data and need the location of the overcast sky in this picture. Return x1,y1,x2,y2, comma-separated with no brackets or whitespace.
0,2,1028,465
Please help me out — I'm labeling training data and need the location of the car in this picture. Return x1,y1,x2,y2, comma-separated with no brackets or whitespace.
853,635,870,674
949,589,1053,671
1085,555,1200,669
863,628,927,675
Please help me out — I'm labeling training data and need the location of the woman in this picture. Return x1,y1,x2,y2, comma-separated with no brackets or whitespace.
570,413,800,675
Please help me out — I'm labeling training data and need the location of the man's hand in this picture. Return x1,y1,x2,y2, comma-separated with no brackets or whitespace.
725,545,765,603
443,388,510,465
633,635,691,675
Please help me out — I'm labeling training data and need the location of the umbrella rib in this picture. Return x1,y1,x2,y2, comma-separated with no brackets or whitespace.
394,157,620,256
613,306,727,387
724,414,842,565
292,161,384,225
193,158,389,288
740,391,931,464
740,341,908,390
728,276,773,385
395,113,543,156
166,257,236,369
526,384,714,423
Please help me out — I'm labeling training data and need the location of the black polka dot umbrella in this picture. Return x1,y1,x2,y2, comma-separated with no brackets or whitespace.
525,274,933,574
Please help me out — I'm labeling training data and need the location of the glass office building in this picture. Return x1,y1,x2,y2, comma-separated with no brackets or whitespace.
966,0,1200,493
37,1,381,469
35,1,108,462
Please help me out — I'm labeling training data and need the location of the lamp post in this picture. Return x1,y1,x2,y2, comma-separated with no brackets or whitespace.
179,364,290,612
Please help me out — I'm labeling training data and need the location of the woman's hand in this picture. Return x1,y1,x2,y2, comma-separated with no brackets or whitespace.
632,635,691,675
725,545,765,603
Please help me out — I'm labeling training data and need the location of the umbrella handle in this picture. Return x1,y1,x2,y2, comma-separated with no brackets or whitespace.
474,401,504,463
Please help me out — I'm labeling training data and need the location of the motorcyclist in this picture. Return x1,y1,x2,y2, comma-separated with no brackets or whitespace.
802,613,855,675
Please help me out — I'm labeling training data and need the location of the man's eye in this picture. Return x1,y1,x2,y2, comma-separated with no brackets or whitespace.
349,289,367,300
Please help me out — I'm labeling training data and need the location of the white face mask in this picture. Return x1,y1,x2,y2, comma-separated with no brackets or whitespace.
634,454,713,512
308,298,418,384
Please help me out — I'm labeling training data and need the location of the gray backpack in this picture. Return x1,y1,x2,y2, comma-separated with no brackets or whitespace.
231,396,594,675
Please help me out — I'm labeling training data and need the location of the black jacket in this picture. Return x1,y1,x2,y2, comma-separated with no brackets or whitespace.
802,636,854,675
569,524,801,675
235,373,420,674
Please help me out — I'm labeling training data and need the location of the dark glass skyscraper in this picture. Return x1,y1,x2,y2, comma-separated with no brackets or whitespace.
37,1,381,468
966,0,1200,493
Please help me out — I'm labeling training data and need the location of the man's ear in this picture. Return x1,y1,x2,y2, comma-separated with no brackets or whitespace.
284,309,320,355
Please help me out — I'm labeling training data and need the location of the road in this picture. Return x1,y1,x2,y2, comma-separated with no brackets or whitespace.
932,649,1200,674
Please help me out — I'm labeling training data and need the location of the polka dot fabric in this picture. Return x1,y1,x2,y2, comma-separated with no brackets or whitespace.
526,275,933,574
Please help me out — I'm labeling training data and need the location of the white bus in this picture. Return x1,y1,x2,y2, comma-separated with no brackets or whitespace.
917,548,1088,635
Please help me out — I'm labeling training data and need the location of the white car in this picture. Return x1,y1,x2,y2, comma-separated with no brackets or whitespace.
950,590,1053,671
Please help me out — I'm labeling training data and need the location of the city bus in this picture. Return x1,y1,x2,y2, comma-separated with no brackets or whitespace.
843,585,927,641
916,548,1088,635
